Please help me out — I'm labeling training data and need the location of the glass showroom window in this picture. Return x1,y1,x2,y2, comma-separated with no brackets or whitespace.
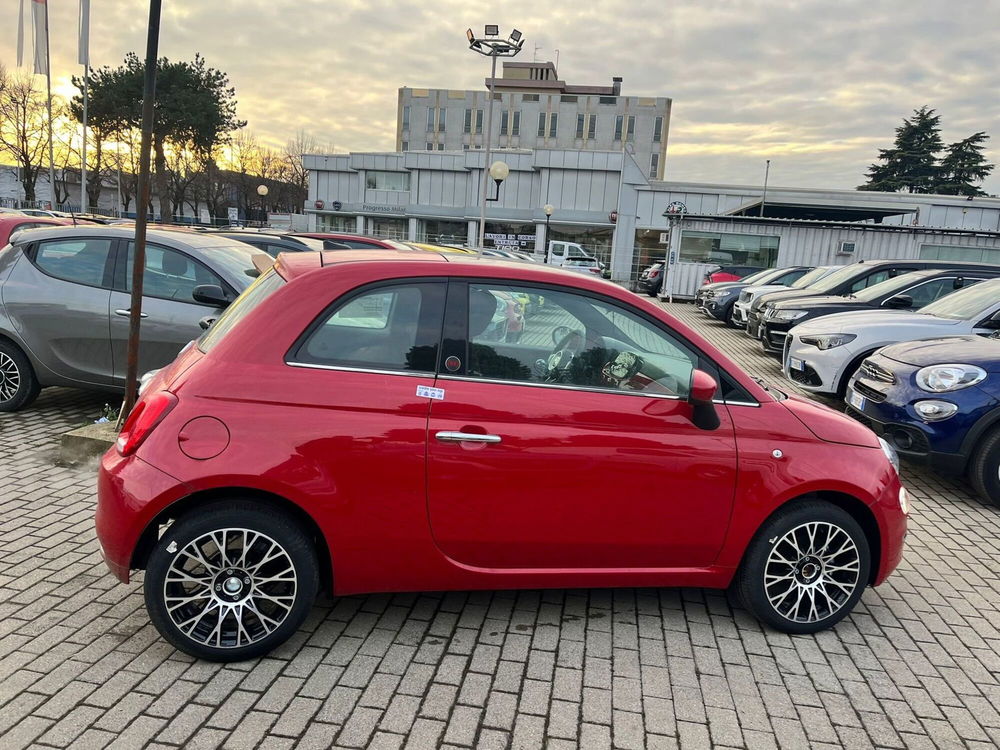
365,171,411,191
678,230,779,267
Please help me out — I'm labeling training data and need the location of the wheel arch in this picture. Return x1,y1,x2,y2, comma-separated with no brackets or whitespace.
836,348,881,398
130,486,334,593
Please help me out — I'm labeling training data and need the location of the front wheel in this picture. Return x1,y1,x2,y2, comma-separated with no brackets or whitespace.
969,427,1000,506
0,340,41,412
144,502,319,661
733,501,870,634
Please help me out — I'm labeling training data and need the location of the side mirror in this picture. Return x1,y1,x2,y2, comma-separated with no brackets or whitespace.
884,295,913,309
688,369,721,431
198,315,217,330
980,309,1000,329
192,284,230,308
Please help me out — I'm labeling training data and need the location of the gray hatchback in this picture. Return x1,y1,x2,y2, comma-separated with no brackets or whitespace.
0,226,270,410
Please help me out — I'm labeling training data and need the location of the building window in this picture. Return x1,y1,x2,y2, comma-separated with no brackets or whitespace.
401,141,408,151
522,94,539,102
599,96,617,105
493,93,502,101
588,114,596,139
500,110,509,136
512,111,521,136
626,115,635,141
425,142,433,151
438,109,446,132
475,109,483,134
560,95,578,103
576,114,585,139
614,115,623,141
437,143,445,150
549,113,558,138
649,153,659,178
463,144,470,150
678,230,779,267
464,109,472,134
653,116,663,143
426,108,435,132
402,105,410,130
365,171,411,191
537,112,546,137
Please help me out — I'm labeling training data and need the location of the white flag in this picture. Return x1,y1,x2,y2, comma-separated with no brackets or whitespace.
79,0,91,67
32,0,49,76
16,0,25,66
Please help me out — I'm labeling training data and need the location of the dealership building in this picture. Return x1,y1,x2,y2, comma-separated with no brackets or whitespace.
304,148,1000,297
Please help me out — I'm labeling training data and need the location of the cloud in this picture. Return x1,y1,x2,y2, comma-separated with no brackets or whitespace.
3,0,999,194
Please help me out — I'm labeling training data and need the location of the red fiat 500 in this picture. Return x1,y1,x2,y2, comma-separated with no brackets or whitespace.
96,249,907,661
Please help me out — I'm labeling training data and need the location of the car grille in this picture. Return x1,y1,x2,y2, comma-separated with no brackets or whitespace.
859,359,896,384
853,381,887,403
789,364,823,387
763,306,775,320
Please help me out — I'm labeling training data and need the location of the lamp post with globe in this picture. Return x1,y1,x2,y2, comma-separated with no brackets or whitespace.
256,184,269,227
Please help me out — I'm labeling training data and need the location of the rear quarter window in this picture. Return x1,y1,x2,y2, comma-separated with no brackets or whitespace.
198,268,285,352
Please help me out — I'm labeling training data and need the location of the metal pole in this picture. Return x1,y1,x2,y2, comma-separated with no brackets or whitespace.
122,0,162,416
477,52,497,256
81,68,89,212
544,214,550,263
760,159,770,217
43,2,55,209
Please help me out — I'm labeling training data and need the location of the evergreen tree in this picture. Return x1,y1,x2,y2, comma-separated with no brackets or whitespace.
859,106,943,193
937,132,994,196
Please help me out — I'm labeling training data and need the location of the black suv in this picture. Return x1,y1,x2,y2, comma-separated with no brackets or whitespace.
747,259,1000,353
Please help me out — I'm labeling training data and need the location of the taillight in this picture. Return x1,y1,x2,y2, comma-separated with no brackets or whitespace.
650,270,660,279
116,391,178,456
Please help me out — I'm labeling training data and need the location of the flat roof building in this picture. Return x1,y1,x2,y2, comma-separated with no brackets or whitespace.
396,61,671,180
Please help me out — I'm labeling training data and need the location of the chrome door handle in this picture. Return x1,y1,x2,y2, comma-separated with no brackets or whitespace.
435,431,502,444
115,309,148,318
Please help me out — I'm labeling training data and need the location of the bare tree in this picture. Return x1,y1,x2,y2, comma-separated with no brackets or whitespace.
0,68,50,203
283,130,321,213
165,145,200,220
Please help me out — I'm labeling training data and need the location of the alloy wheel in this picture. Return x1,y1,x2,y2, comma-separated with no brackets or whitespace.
163,528,297,649
763,521,860,624
0,352,21,402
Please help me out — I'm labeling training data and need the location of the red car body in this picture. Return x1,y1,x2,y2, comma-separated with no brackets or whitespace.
0,215,72,247
97,251,905,596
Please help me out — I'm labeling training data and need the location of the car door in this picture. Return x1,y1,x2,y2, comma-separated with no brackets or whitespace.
1,235,116,385
426,280,739,570
108,242,231,382
883,276,985,310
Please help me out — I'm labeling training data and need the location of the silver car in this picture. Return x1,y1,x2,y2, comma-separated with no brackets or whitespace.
0,226,271,411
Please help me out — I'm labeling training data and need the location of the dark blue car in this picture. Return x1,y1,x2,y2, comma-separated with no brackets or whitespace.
845,335,1000,505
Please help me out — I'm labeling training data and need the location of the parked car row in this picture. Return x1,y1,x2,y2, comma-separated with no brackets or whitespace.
696,256,1000,506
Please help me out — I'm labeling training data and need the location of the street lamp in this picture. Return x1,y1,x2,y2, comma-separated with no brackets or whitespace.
485,160,510,201
466,25,525,255
543,203,554,263
256,184,269,226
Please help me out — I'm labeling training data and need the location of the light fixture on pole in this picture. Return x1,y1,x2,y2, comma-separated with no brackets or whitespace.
257,184,269,226
485,161,509,201
543,204,554,263
466,25,525,256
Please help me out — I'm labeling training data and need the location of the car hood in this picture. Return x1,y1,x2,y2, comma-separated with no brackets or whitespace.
743,284,786,296
772,294,870,312
781,394,880,448
793,309,965,336
879,335,1000,370
702,280,747,293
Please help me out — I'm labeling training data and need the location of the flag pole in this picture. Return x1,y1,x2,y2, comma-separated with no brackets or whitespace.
43,0,56,209
80,0,91,213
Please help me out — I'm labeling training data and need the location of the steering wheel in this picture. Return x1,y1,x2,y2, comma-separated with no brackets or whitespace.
543,327,585,382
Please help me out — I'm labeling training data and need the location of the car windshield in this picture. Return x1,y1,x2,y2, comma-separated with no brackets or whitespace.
199,268,286,352
746,267,790,285
808,264,867,293
288,236,327,252
850,271,931,302
790,266,835,289
202,245,272,290
921,278,1000,320
737,268,775,284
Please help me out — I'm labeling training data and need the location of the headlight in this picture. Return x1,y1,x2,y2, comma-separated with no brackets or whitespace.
714,288,737,299
913,400,959,422
771,309,807,322
915,364,986,393
799,333,857,350
878,437,899,475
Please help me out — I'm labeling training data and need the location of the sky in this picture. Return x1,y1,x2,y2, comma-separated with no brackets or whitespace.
3,0,999,194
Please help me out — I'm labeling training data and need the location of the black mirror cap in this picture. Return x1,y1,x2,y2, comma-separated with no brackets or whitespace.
884,295,913,309
192,284,230,307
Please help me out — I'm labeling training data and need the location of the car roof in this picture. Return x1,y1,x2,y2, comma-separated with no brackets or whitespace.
7,224,267,255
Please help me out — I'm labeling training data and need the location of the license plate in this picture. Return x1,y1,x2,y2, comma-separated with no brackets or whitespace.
789,357,804,371
848,389,866,411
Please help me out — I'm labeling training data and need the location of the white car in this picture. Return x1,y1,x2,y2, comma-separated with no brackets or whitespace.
784,278,1000,397
733,266,838,326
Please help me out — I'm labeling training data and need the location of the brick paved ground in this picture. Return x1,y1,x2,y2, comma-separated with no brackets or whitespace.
1,301,999,749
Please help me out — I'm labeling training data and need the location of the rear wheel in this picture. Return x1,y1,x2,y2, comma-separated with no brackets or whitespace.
144,502,319,661
723,302,738,327
733,501,870,634
969,427,1000,506
0,340,40,412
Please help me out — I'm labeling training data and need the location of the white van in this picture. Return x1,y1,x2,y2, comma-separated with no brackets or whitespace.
544,241,595,266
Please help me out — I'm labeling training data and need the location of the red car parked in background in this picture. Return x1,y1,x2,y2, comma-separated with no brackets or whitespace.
0,215,72,247
702,265,766,285
96,249,907,661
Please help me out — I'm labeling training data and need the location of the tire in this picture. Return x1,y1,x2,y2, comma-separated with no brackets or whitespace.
0,339,41,412
732,501,870,634
723,302,738,327
969,427,1000,506
836,351,876,400
144,501,319,661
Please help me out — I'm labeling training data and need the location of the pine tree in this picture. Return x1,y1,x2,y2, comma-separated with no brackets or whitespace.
937,132,994,196
859,106,944,193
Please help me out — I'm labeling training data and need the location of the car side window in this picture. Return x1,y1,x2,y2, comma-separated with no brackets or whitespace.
33,237,113,287
125,243,225,303
850,270,891,293
900,277,982,308
294,282,446,372
466,284,698,398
